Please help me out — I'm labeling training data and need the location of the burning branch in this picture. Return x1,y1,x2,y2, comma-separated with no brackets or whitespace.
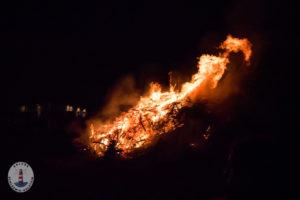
139,114,147,132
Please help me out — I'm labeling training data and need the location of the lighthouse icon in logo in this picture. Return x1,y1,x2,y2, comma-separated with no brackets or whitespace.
14,169,28,187
8,162,34,193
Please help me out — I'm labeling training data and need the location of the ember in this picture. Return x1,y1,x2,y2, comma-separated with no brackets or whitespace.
88,35,252,157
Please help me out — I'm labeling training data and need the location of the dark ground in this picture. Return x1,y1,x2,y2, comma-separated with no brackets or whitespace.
0,0,298,199
0,105,292,200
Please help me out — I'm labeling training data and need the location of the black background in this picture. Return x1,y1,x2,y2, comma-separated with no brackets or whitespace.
0,0,297,199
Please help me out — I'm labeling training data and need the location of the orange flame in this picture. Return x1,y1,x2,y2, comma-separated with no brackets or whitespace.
88,35,252,157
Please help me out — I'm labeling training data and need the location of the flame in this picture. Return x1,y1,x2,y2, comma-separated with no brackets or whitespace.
88,35,252,157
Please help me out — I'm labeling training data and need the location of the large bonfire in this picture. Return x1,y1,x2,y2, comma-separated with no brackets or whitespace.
88,35,252,157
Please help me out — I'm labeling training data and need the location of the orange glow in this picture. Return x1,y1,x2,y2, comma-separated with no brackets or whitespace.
88,35,252,157
219,35,252,64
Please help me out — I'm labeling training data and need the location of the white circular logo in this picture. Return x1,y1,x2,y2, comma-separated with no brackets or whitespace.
8,162,34,193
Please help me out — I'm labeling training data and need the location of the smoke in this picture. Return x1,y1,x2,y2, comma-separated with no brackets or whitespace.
100,75,140,120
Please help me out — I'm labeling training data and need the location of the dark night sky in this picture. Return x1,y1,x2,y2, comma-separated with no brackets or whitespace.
0,1,298,198
0,0,297,112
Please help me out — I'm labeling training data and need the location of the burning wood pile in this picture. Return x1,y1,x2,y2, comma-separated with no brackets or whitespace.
87,35,252,157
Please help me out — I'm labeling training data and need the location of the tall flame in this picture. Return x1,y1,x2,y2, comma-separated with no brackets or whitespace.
88,35,252,157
